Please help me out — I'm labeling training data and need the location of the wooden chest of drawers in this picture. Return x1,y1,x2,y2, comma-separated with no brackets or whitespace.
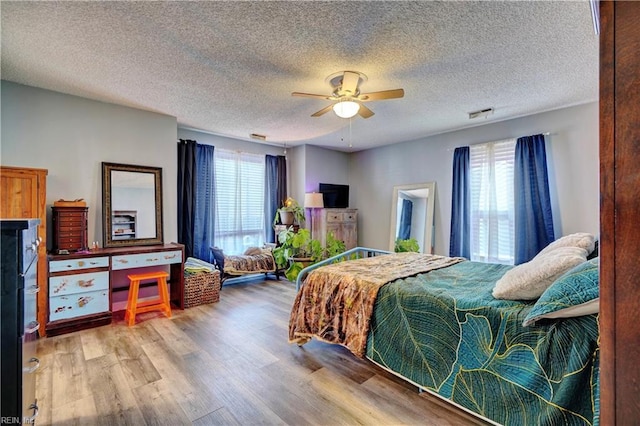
311,208,358,250
52,206,88,252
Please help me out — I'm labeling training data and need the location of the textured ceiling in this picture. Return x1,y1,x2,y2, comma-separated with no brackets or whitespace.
1,1,599,152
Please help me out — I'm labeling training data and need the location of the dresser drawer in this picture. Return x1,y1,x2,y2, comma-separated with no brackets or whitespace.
326,211,357,223
57,212,86,221
111,250,182,270
49,256,109,272
56,235,84,245
49,289,110,321
342,211,357,222
58,227,85,234
326,212,344,222
50,271,109,296
21,226,39,275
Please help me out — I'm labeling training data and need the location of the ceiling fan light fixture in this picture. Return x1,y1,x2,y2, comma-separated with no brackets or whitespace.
333,100,360,119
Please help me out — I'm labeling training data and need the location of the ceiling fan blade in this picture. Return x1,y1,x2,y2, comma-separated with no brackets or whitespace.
358,104,375,119
358,88,405,101
311,104,335,117
292,92,333,100
341,71,360,95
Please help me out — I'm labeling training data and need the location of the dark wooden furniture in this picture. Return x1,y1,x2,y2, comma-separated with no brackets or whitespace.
599,1,640,423
1,219,41,422
46,243,185,336
0,166,48,337
52,206,89,252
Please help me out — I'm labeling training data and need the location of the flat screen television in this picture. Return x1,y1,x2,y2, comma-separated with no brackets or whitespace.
319,183,349,208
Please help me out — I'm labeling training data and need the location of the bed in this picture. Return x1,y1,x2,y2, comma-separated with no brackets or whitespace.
289,245,600,426
210,246,280,283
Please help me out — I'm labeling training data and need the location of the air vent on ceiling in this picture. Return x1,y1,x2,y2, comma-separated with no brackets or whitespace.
250,133,267,141
468,108,494,120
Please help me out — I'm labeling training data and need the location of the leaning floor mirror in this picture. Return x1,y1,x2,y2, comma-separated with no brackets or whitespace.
102,162,164,247
389,182,436,254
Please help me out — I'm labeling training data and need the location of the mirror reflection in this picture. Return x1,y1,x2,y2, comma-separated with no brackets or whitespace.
102,162,163,247
389,182,436,254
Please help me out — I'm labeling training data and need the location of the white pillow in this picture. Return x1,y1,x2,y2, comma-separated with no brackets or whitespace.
537,232,595,258
492,246,588,300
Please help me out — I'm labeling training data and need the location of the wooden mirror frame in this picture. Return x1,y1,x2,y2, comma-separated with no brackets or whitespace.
102,162,163,248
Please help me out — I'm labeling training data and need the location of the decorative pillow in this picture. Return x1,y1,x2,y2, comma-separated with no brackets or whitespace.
587,240,599,260
244,246,262,256
537,232,596,258
492,246,588,300
210,247,225,271
523,257,599,326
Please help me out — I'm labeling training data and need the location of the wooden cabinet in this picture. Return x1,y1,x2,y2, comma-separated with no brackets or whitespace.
1,219,41,422
311,208,358,250
52,206,88,252
599,2,640,423
0,166,48,337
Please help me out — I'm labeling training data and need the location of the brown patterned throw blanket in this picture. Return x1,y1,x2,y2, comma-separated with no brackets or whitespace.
288,252,464,357
224,251,275,275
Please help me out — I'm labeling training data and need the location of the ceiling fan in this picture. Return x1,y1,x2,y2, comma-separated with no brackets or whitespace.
292,71,404,119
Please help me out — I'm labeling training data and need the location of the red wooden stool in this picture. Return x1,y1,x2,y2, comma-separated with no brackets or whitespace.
125,271,171,326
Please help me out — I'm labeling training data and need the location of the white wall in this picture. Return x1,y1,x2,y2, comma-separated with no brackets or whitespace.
289,145,306,208
303,144,350,193
349,102,599,255
286,144,351,227
1,81,178,248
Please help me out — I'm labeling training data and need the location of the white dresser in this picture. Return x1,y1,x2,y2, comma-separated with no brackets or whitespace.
48,257,110,322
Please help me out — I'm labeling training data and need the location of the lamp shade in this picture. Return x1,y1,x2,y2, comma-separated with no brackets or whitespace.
304,192,324,208
333,100,360,119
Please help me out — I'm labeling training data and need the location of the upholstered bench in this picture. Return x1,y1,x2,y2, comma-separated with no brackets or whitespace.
210,246,281,284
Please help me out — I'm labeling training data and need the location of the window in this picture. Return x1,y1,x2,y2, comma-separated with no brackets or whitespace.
214,149,265,255
469,139,516,264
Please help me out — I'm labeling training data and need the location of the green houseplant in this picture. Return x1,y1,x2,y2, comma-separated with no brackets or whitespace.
395,237,420,253
273,197,305,227
273,227,345,282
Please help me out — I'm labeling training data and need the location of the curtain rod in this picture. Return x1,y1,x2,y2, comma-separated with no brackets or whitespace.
447,132,552,152
177,140,285,158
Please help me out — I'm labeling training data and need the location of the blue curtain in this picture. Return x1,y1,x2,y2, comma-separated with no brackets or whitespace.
449,146,470,258
177,139,196,258
264,155,287,243
514,134,554,264
398,198,413,240
194,143,215,263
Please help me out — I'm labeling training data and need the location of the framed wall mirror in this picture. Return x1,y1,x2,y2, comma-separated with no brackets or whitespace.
102,162,163,248
389,182,436,254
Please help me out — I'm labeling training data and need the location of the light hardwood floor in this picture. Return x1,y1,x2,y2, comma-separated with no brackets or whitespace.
35,278,491,425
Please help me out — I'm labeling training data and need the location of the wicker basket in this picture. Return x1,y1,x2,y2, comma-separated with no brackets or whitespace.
184,269,221,308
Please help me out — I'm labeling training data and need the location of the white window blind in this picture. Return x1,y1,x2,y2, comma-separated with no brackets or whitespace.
469,139,516,264
214,149,265,255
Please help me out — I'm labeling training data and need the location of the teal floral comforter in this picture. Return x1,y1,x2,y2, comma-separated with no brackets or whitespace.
366,261,599,426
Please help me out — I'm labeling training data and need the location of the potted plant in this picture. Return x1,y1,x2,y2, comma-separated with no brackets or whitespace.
273,228,346,282
395,237,420,253
273,197,306,227
324,231,346,259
